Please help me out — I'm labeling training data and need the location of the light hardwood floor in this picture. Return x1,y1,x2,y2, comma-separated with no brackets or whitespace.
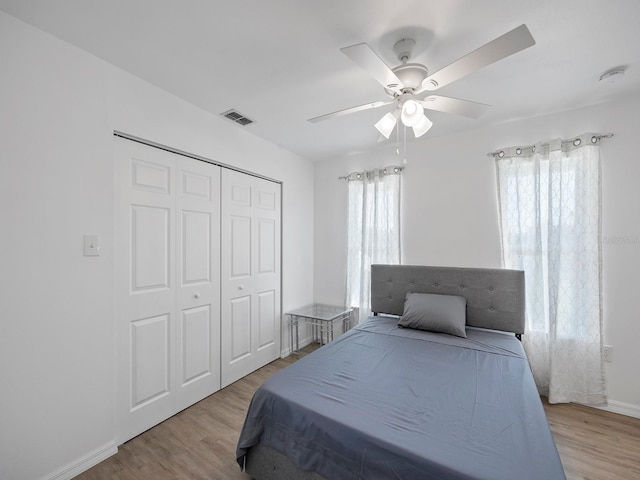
542,398,640,479
77,345,640,479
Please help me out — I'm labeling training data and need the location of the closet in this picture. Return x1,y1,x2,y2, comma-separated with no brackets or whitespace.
114,136,281,443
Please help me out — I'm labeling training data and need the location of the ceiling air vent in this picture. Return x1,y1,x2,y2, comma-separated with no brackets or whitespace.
221,109,254,126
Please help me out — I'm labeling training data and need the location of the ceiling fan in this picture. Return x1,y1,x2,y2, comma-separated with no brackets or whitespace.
309,24,535,139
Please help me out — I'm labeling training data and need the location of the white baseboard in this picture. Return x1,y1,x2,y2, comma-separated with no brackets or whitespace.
594,399,640,419
45,441,117,480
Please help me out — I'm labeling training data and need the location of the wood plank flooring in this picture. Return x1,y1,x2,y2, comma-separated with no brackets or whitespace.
543,397,640,479
76,344,640,479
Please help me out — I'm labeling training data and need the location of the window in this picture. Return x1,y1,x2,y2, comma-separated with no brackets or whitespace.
495,135,606,405
345,167,402,322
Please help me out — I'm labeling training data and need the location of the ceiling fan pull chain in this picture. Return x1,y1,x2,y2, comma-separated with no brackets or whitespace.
403,124,408,165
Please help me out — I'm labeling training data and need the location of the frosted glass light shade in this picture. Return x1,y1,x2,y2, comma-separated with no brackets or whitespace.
400,100,424,127
374,111,398,139
412,114,433,138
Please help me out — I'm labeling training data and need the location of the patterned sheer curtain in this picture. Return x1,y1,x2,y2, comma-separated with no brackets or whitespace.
495,133,606,405
345,167,402,323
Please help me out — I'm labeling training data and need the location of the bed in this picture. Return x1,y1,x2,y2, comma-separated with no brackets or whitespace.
236,265,566,479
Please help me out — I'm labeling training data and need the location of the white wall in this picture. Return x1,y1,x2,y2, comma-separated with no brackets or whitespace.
0,11,314,480
314,93,640,414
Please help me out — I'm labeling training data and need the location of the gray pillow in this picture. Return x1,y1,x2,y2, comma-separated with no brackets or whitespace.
398,292,467,338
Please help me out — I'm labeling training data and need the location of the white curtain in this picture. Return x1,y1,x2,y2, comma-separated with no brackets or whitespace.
495,133,606,405
345,167,402,323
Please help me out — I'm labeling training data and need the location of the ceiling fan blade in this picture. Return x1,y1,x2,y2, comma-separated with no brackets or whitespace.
420,95,490,119
308,99,394,123
341,43,404,93
420,24,535,92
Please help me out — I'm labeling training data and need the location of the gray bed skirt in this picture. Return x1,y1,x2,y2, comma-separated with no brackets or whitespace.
246,444,325,480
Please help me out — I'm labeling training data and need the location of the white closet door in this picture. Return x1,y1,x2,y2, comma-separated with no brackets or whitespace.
175,159,221,412
115,138,221,443
221,170,281,387
115,139,176,443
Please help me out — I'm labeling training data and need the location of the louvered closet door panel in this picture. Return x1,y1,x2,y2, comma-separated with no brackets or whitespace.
115,138,177,443
221,170,281,387
175,159,221,412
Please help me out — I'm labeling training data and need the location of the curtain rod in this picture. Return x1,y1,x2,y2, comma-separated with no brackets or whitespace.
487,133,614,158
338,165,405,180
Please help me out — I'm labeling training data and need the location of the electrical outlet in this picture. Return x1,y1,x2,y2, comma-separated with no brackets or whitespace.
602,345,613,363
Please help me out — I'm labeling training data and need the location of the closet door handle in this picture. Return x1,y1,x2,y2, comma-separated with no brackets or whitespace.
194,292,201,299
238,285,244,290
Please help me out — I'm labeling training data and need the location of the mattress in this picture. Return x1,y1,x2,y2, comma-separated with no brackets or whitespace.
236,316,565,479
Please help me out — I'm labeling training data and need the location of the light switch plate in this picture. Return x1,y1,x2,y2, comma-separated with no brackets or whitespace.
84,235,100,256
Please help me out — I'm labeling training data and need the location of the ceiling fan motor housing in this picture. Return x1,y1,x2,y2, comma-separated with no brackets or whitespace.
387,63,429,94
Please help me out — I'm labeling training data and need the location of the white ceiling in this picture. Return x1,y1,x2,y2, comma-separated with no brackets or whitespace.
1,0,639,161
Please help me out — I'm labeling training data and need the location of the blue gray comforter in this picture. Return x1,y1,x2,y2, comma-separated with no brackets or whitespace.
236,317,565,479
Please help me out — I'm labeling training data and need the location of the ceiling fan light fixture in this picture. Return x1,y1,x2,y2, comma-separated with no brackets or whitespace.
412,114,433,138
375,110,399,139
400,99,424,127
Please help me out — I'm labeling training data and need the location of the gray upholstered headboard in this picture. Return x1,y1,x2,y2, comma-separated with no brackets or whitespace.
370,264,526,335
